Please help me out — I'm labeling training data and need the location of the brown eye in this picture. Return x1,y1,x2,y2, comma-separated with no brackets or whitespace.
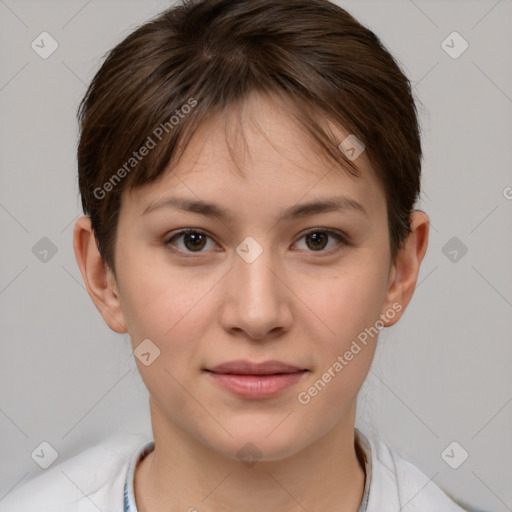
165,229,217,254
294,229,347,254
305,232,329,251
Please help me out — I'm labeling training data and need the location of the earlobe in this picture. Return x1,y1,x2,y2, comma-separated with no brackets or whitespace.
381,210,430,327
73,216,127,334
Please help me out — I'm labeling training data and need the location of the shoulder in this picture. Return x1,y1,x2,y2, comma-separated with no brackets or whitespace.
0,432,152,512
365,433,468,511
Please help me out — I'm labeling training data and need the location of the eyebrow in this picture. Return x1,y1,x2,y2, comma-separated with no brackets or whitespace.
142,195,368,221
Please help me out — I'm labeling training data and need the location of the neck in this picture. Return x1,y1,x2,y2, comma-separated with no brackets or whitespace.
135,399,366,512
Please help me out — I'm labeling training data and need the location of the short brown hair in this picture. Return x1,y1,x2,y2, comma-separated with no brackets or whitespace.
77,0,423,275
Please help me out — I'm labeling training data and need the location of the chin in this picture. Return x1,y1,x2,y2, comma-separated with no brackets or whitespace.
199,423,312,463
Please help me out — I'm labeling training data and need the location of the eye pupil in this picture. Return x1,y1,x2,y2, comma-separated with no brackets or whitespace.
306,232,328,251
184,232,206,251
168,229,341,256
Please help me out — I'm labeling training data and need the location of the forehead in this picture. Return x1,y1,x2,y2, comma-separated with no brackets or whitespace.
122,92,385,220
183,92,369,177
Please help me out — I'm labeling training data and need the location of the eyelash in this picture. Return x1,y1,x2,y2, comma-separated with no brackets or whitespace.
163,228,349,257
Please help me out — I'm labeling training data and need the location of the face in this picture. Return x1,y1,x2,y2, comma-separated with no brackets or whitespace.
111,92,398,461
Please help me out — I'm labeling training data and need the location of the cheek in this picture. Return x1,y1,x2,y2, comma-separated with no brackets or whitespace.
117,254,219,381
122,274,210,404
123,279,206,346
293,256,388,408
116,245,200,335
294,269,384,421
303,261,389,347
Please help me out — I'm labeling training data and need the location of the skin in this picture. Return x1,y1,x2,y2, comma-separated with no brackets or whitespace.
74,91,429,512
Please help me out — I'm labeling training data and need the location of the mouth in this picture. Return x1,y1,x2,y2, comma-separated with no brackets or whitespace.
205,359,307,375
204,360,309,398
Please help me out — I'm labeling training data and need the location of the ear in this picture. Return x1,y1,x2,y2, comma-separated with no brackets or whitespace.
73,216,127,333
380,210,430,327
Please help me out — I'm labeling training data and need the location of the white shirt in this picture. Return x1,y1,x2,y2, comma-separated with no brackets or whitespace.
1,429,470,511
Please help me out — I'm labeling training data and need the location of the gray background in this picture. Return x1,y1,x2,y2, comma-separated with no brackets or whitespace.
1,0,511,510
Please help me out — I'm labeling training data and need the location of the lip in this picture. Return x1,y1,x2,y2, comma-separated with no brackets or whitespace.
204,360,308,399
207,359,305,375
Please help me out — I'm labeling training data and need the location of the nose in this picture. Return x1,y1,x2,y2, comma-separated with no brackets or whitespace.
219,242,293,341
